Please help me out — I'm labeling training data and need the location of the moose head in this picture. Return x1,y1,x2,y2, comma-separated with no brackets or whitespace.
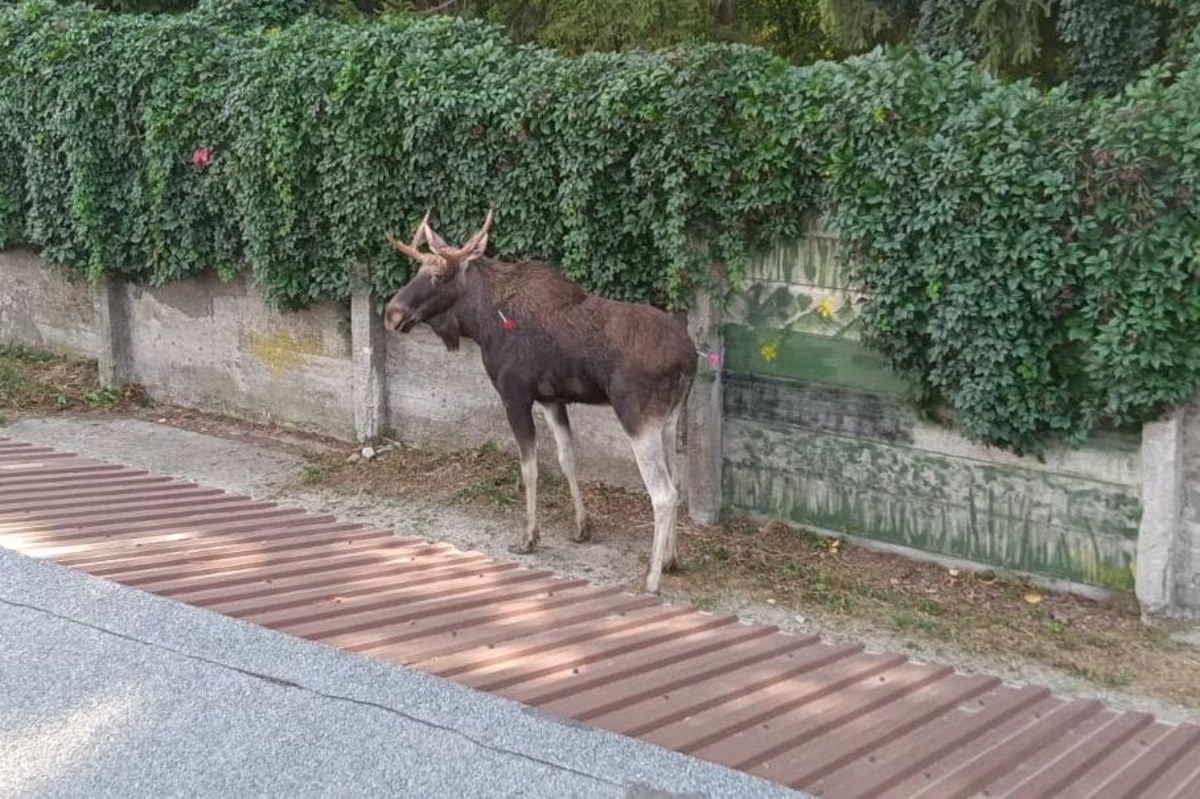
383,209,493,334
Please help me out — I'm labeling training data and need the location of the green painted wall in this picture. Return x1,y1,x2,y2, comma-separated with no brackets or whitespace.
724,419,1138,588
721,219,1142,591
723,324,909,397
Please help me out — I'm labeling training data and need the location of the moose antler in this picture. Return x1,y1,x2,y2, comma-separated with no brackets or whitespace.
462,207,494,254
425,208,494,261
385,209,432,260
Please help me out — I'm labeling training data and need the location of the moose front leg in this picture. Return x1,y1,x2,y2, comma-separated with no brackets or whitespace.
540,401,591,542
505,400,540,554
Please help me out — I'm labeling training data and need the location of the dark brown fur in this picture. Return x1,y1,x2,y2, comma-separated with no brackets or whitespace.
386,257,697,441
384,214,697,588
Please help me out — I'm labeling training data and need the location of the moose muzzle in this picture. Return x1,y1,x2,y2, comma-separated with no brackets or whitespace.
383,301,416,333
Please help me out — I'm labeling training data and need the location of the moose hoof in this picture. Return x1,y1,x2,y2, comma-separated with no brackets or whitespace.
663,556,683,573
571,518,593,543
508,540,538,555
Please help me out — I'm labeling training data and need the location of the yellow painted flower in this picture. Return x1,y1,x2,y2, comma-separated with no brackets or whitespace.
759,342,778,362
816,296,836,320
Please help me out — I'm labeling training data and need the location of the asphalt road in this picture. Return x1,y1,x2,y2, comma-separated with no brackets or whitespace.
0,547,805,799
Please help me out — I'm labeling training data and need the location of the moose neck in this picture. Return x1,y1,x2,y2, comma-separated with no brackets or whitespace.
433,257,586,352
446,259,507,345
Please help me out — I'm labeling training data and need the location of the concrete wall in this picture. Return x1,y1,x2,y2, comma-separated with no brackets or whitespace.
0,250,98,356
1180,403,1200,615
120,274,356,438
721,218,1143,593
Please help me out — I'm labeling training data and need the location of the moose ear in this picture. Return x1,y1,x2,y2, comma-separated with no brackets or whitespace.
461,231,489,267
421,221,450,253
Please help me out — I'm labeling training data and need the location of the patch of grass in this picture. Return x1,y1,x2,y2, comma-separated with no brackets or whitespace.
52,387,123,411
448,453,572,510
692,539,731,564
852,583,889,603
916,598,946,616
894,614,946,637
454,473,521,508
301,465,330,486
304,440,532,513
809,583,853,612
1063,662,1134,689
0,345,147,418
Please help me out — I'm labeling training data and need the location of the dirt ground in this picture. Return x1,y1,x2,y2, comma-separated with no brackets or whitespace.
4,347,1200,725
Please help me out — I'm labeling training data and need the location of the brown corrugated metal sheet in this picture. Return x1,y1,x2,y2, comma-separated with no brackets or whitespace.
2,434,1198,798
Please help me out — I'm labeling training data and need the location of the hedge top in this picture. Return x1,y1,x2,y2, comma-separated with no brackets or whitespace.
1,0,1197,454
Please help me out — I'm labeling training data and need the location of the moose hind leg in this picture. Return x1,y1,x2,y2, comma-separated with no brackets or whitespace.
662,398,682,483
540,402,590,542
505,401,540,554
629,420,678,594
660,402,684,571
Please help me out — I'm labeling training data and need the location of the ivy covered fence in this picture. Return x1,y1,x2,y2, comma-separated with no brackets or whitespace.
0,0,1198,456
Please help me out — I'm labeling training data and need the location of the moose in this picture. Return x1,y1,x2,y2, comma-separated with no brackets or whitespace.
383,210,697,594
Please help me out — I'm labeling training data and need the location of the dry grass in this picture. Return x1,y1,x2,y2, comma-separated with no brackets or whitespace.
0,345,148,422
304,439,647,529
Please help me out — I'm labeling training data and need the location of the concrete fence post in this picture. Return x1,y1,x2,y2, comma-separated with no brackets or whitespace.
1136,408,1185,619
350,264,387,444
93,275,129,390
685,285,724,527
